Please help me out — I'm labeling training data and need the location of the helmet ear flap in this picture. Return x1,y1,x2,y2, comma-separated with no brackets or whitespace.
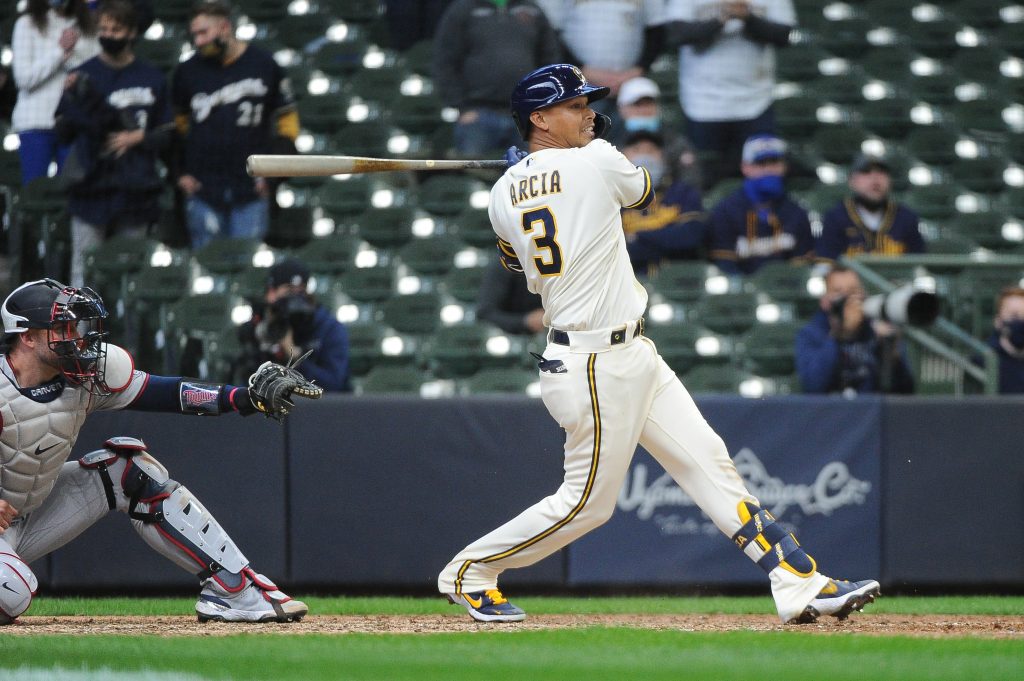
593,113,612,139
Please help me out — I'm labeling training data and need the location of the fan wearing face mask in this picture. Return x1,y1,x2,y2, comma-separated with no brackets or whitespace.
707,134,814,275
619,130,706,276
816,153,925,264
53,0,172,288
171,0,299,250
11,0,99,185
984,286,1024,394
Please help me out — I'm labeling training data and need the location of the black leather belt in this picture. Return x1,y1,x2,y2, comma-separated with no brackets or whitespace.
552,318,644,346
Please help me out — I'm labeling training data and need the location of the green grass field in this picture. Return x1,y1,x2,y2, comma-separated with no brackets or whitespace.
2,596,1022,681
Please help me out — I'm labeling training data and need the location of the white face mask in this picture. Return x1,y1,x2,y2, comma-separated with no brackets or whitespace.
630,154,665,187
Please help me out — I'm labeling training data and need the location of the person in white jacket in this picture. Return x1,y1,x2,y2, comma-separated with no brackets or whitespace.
12,0,99,184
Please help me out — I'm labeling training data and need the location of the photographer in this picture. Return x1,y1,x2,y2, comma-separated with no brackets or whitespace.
54,0,171,287
796,266,915,395
236,258,351,392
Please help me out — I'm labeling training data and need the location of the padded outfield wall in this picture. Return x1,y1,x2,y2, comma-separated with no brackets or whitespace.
39,396,1024,592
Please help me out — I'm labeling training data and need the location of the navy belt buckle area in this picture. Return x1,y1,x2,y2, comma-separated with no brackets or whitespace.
551,318,644,347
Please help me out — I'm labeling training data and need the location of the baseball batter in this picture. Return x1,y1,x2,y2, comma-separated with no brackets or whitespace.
0,279,320,624
438,64,880,624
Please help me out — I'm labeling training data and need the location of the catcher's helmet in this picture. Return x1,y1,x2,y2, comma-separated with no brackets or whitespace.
511,63,611,139
2,278,111,394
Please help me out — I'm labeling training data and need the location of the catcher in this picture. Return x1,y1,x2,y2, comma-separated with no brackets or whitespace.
0,278,322,624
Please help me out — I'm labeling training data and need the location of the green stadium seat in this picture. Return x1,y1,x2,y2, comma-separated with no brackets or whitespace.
134,37,183,72
955,266,1024,336
812,126,871,164
275,13,333,51
998,187,1024,216
332,120,401,158
353,206,418,249
950,154,1010,193
236,0,289,23
389,93,446,135
381,292,442,334
858,95,918,137
643,322,729,376
267,205,314,248
0,148,22,188
820,16,871,58
904,17,965,58
738,322,803,377
310,37,372,77
425,323,518,378
346,63,411,102
442,264,488,303
948,212,1024,253
749,262,820,318
860,46,922,83
316,177,375,218
798,184,848,215
299,93,354,132
321,0,385,23
417,175,488,216
681,365,761,396
774,93,827,139
899,68,961,104
340,264,396,302
925,230,980,255
693,292,759,335
345,322,419,377
449,206,496,248
952,96,1014,134
777,44,829,82
357,365,429,394
903,184,967,221
647,262,724,303
293,233,362,274
951,48,1010,84
806,72,870,104
905,126,961,166
462,367,539,395
152,0,194,23
952,0,1007,29
396,236,463,276
194,238,270,273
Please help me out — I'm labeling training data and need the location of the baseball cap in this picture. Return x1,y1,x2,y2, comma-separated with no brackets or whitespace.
741,134,787,164
617,77,660,107
268,258,310,289
850,153,891,174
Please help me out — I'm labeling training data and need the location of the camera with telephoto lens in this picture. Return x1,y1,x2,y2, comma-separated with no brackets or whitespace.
256,294,315,348
831,284,940,327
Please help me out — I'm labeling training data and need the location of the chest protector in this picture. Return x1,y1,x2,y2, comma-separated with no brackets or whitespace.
0,345,134,514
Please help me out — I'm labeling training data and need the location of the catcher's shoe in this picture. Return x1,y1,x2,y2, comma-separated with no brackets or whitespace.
447,589,526,622
196,570,307,623
788,578,880,624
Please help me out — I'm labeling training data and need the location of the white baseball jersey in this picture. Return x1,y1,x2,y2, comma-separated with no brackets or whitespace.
488,139,652,331
551,0,666,71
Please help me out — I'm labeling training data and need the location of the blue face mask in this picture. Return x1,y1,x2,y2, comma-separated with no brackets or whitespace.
743,174,785,203
624,116,661,133
1001,319,1024,349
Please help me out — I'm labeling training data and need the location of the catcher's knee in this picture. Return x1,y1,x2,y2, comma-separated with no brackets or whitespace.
0,553,38,624
79,437,250,589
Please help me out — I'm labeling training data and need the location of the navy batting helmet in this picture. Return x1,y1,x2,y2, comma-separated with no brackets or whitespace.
511,64,611,139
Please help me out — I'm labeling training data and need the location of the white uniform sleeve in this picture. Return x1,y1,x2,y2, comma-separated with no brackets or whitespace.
583,140,653,210
88,344,148,412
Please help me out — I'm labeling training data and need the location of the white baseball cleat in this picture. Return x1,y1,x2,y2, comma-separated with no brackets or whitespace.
788,578,881,624
196,570,307,623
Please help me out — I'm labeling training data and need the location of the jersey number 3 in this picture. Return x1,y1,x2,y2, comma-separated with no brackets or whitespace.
521,207,563,276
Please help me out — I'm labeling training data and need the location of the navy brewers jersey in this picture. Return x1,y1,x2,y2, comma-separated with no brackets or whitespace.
817,198,925,262
62,55,172,225
707,186,814,275
172,45,294,206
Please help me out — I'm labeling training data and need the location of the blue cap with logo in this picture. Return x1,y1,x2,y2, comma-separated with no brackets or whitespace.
742,134,788,164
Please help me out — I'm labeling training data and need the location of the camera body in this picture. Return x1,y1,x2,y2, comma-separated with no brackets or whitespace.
255,293,316,349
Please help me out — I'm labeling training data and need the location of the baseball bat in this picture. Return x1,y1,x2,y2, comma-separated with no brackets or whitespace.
246,154,508,177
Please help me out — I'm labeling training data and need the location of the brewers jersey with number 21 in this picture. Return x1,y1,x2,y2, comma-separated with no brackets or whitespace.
489,139,653,331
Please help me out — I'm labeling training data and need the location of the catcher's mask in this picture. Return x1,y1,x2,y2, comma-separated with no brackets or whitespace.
2,278,111,395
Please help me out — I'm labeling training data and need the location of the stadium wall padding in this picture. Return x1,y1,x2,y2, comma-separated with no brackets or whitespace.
42,396,1024,591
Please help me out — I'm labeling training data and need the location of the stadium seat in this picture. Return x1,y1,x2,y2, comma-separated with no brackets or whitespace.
955,266,1024,336
388,93,446,135
899,67,961,104
738,322,803,377
316,177,375,218
952,0,1006,29
798,184,848,215
0,148,22,189
860,46,921,83
396,236,464,276
381,291,442,334
999,187,1024,216
948,212,1024,253
353,206,418,249
819,16,871,58
749,262,820,318
905,126,961,166
236,0,289,23
267,205,315,248
134,37,183,72
442,264,488,303
417,175,488,216
950,154,1010,193
858,95,918,137
358,365,428,394
812,126,871,164
332,120,402,158
425,323,518,378
462,367,539,395
293,233,362,274
321,0,385,23
346,63,411,102
299,93,354,132
310,37,372,77
681,365,760,396
340,264,396,302
806,72,870,105
345,322,420,377
450,206,497,248
693,292,759,335
643,322,729,376
904,17,965,58
903,184,967,221
777,44,830,82
648,262,724,303
951,48,1010,84
194,238,270,273
274,12,333,51
152,0,194,24
952,96,1014,134
774,93,826,139
84,236,163,303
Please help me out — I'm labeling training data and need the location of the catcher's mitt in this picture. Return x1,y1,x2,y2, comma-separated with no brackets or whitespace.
247,350,324,420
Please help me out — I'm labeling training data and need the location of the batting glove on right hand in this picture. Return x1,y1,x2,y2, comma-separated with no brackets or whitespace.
505,146,528,166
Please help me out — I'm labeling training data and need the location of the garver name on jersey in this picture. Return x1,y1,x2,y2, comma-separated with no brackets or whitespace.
508,170,562,207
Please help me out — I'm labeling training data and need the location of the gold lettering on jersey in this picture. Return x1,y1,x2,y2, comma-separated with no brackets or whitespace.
509,170,562,207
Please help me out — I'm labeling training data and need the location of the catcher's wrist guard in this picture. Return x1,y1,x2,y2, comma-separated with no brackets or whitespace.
246,349,324,421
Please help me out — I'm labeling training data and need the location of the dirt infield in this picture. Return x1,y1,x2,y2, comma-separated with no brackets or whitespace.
7,614,1023,638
